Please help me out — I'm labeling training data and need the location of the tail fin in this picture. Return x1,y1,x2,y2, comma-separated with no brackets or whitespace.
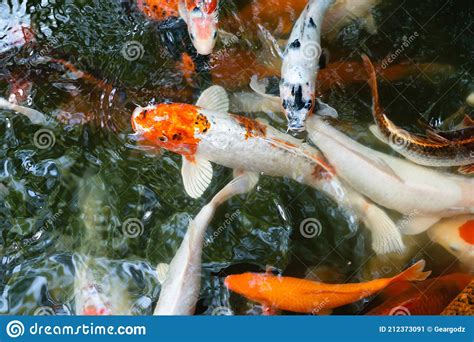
392,260,431,283
0,97,46,125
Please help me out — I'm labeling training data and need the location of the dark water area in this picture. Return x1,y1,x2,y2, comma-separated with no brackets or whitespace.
0,0,472,315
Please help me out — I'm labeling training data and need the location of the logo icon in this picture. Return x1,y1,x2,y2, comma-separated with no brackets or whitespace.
6,320,25,338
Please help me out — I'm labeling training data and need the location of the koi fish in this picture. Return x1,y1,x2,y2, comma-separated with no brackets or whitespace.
306,116,474,235
0,0,34,54
428,215,474,272
154,171,258,315
363,55,474,172
278,0,334,132
131,85,405,254
366,273,472,315
231,0,379,41
0,97,47,125
225,260,430,314
137,0,220,55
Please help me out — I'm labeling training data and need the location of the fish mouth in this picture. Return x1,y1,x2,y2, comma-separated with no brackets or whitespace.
287,119,306,133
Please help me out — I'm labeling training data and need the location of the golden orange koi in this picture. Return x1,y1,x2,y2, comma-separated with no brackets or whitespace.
225,260,430,314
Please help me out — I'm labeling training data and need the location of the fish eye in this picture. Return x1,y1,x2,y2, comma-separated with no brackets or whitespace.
159,135,168,142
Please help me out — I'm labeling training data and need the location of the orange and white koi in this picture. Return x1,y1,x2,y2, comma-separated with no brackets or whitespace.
137,0,220,55
363,55,474,171
225,260,430,314
428,215,474,272
131,86,404,254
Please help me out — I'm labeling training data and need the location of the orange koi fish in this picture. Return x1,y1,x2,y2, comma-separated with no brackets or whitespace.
137,0,220,55
367,273,472,315
225,260,431,314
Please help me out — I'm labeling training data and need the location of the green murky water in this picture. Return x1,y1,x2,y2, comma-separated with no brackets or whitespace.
0,0,472,315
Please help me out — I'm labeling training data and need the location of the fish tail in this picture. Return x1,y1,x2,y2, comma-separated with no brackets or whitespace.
0,97,14,111
0,97,46,125
392,260,431,283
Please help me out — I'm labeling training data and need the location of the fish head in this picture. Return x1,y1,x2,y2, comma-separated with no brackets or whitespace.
279,80,315,133
428,217,474,269
184,0,219,55
225,273,274,303
131,103,210,156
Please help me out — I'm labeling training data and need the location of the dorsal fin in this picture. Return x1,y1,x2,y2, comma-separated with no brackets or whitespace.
196,86,229,112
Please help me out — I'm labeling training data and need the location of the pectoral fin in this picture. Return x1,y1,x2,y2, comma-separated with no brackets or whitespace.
178,0,188,23
196,85,230,112
181,156,213,198
315,99,338,118
369,124,388,143
364,202,405,255
250,75,281,103
363,12,378,35
156,263,170,284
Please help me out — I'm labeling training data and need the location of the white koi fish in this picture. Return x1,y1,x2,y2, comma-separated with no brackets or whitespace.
131,85,405,254
154,171,258,315
306,116,474,235
252,0,336,133
0,97,47,125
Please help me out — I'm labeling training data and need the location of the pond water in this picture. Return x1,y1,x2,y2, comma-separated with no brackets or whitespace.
0,0,472,315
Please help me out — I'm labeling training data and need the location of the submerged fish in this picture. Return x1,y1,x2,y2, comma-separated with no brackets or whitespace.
155,171,258,315
428,215,474,272
363,55,474,171
225,260,430,314
0,97,47,125
230,0,379,41
279,0,334,132
131,86,404,254
366,273,472,315
137,0,220,55
0,0,34,54
306,116,474,235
